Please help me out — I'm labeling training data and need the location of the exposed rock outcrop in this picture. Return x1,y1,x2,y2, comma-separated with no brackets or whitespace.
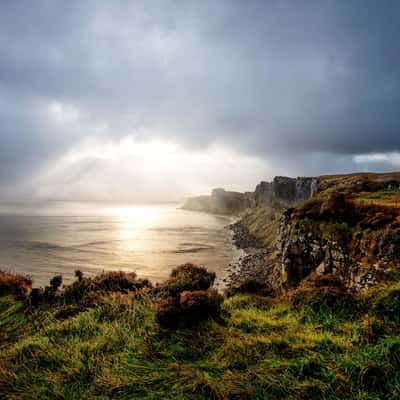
183,176,319,214
254,176,319,207
278,174,400,291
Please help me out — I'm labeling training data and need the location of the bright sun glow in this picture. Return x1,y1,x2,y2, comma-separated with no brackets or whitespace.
26,136,269,203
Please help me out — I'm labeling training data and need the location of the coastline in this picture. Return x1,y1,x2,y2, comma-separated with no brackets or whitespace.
223,219,278,288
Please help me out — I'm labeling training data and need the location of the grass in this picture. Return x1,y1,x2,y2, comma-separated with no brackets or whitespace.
239,205,282,247
357,190,400,207
1,278,400,399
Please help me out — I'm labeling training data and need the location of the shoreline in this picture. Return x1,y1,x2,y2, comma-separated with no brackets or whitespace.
223,219,278,288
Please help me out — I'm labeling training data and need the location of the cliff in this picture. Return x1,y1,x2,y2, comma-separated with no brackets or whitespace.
254,176,319,207
278,172,400,290
182,188,255,214
230,172,400,292
182,176,319,214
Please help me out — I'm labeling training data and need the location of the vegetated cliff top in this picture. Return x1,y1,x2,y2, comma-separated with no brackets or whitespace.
314,171,400,208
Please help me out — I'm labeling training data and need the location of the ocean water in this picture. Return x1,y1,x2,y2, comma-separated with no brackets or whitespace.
0,203,239,287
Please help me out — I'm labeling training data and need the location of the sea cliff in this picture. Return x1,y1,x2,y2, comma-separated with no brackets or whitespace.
182,176,319,215
227,172,400,293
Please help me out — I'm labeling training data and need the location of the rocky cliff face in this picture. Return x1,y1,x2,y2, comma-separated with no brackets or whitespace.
183,176,319,214
255,176,319,207
277,174,400,291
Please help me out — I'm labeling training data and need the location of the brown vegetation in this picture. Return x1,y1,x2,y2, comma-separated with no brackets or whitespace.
155,264,223,328
0,270,32,299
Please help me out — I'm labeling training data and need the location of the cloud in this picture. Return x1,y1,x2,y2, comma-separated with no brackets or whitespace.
0,1,399,201
5,137,273,203
354,152,400,170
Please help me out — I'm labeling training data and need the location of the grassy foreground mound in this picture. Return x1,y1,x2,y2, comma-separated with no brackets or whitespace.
1,269,400,399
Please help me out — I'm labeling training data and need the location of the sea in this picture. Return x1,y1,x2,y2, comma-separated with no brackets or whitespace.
0,202,240,288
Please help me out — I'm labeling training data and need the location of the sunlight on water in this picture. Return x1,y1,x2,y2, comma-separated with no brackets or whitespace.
0,203,239,288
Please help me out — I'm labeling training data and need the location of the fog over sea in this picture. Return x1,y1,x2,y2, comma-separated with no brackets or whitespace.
0,202,239,287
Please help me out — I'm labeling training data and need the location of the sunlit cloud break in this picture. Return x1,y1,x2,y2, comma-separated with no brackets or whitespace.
0,1,399,202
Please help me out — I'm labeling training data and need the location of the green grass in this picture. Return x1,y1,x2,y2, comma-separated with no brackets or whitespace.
357,190,400,207
1,279,400,399
239,205,282,247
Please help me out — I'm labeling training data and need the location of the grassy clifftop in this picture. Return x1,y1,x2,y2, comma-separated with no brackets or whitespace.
1,268,400,399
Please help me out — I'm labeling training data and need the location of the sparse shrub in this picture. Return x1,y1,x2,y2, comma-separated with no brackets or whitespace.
161,263,215,296
0,271,32,299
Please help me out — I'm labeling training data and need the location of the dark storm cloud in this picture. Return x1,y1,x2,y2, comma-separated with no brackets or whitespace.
0,0,400,192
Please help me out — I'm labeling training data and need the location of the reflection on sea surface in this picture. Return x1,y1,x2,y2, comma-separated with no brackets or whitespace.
0,203,238,287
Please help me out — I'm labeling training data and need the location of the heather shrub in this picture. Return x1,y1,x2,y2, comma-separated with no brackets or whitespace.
0,270,32,299
26,270,151,308
62,271,151,306
180,289,223,318
161,263,216,297
156,289,223,329
156,297,181,329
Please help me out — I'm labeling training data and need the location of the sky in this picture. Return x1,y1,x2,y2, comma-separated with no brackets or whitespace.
0,0,400,203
